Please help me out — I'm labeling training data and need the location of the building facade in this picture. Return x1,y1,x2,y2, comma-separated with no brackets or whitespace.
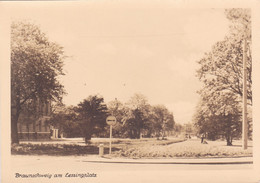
17,99,52,140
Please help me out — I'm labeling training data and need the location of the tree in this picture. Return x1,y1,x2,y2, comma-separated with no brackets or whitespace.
149,105,175,139
48,105,81,138
194,91,242,145
106,99,130,138
75,95,108,143
124,108,146,139
173,123,184,137
106,94,176,139
125,93,150,139
11,21,65,144
197,9,251,103
194,9,252,145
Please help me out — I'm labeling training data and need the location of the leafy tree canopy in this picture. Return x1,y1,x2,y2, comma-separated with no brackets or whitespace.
197,9,251,103
194,9,252,145
11,21,66,143
75,95,108,142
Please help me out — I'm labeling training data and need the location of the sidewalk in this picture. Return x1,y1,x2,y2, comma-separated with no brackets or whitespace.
82,155,253,164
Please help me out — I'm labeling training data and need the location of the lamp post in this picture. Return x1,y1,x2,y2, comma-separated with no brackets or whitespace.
242,38,248,150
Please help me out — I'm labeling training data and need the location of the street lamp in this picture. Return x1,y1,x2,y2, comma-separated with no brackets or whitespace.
242,38,248,150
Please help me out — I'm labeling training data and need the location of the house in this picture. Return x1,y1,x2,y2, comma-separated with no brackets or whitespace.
17,99,52,140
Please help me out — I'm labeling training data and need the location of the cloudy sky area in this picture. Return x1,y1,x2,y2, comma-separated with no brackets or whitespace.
10,2,229,124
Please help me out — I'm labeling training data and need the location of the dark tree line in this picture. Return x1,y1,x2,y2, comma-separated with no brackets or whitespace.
49,94,175,141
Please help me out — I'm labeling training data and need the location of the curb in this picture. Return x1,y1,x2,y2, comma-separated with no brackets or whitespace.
81,157,253,165
82,160,253,165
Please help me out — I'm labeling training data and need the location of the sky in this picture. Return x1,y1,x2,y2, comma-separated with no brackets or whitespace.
8,2,230,124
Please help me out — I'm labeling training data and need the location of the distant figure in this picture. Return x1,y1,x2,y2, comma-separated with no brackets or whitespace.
201,134,205,143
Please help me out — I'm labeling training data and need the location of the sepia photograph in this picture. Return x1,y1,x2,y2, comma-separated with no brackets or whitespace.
1,1,260,183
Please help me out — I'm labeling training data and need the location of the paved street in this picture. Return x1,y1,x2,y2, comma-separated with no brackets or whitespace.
7,155,258,183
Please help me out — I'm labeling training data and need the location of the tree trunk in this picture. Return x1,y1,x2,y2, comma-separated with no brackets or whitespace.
11,111,19,144
134,129,138,139
85,121,94,143
85,128,93,143
85,133,92,143
226,134,232,146
226,115,232,146
137,128,141,139
227,140,232,146
11,89,21,144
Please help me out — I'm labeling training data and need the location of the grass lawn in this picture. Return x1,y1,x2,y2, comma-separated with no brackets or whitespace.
109,139,253,159
11,138,252,158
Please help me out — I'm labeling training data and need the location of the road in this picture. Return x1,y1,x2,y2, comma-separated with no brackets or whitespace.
6,155,258,183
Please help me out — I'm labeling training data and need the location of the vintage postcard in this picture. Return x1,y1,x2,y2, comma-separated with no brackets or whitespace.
1,0,260,183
